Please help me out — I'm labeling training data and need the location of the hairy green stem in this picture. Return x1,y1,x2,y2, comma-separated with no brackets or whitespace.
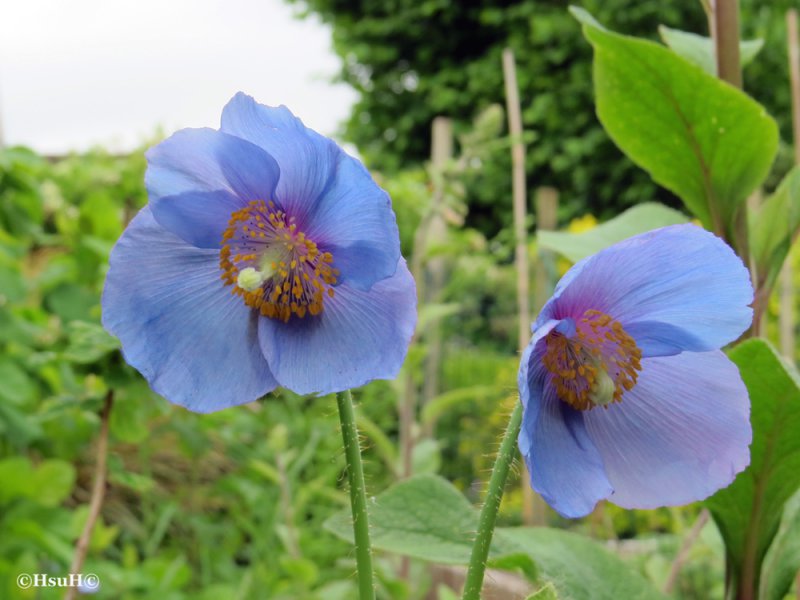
336,389,375,600
462,402,523,600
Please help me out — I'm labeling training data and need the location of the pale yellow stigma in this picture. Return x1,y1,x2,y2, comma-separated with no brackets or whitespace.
587,367,616,407
237,267,267,292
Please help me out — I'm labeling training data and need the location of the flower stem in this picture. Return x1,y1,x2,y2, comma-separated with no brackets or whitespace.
336,389,375,600
462,401,523,600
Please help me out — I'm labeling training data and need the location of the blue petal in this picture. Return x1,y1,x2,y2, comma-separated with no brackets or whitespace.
220,93,400,289
520,386,613,519
102,206,278,412
583,350,751,509
258,259,416,395
545,224,753,356
518,319,560,454
518,325,613,518
220,93,338,228
151,190,243,249
146,127,280,248
302,156,400,290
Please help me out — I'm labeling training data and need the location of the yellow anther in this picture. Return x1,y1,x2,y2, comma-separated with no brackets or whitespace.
219,199,339,321
541,309,641,411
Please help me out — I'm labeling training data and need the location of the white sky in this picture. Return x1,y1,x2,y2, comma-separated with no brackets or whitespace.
0,0,356,154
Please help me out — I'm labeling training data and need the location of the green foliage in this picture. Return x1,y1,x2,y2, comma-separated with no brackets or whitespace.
750,167,800,295
760,488,800,600
572,7,778,234
706,339,800,600
0,145,382,599
525,584,558,599
499,528,667,600
538,202,687,263
658,26,764,76
325,474,523,565
325,475,666,599
289,0,794,237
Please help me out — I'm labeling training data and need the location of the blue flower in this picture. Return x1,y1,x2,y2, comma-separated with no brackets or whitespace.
518,224,753,518
102,93,416,412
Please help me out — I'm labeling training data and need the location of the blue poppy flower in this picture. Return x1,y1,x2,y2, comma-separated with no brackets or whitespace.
518,224,752,518
102,93,416,412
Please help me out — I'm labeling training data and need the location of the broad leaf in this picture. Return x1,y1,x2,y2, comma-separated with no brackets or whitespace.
760,488,800,600
658,26,763,76
706,340,800,597
500,528,663,600
537,203,687,263
324,474,523,566
749,167,800,292
571,7,778,232
325,475,665,599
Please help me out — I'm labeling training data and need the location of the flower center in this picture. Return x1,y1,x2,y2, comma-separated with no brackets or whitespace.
541,309,642,411
219,200,338,322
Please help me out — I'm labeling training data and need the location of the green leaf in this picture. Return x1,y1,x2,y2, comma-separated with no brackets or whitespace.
436,585,461,600
44,283,98,322
658,26,764,76
70,505,119,551
409,438,441,475
62,320,120,363
79,192,123,240
325,475,665,599
526,583,558,599
0,402,43,445
760,488,800,600
749,167,800,292
0,263,26,304
537,203,688,263
0,359,37,405
706,339,800,597
499,528,664,600
30,460,76,507
570,7,778,231
324,474,523,566
110,393,150,443
0,457,35,504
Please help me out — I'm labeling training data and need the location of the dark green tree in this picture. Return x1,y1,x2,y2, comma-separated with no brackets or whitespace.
289,0,795,236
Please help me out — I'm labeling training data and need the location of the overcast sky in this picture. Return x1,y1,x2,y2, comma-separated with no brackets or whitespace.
0,0,356,154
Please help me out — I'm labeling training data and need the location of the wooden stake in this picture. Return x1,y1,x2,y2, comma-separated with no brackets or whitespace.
712,0,743,89
789,9,800,166
65,392,113,600
782,10,800,364
502,48,546,527
421,118,452,409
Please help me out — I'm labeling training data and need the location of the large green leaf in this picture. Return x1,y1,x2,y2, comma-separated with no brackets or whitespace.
706,339,800,597
760,488,800,600
500,528,662,600
749,167,800,293
658,26,764,76
571,7,778,232
537,202,687,263
324,474,522,565
325,475,665,599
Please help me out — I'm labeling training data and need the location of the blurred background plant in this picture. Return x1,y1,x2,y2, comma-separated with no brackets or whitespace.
1,1,800,599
